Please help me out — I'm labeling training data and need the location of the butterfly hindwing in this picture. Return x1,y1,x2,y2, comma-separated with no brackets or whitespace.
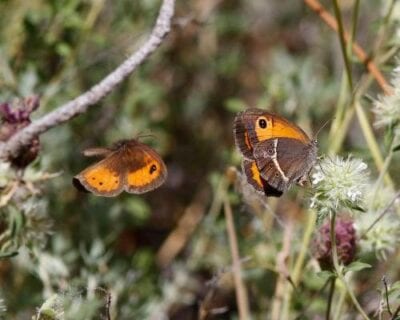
74,152,124,197
242,159,283,197
253,138,317,191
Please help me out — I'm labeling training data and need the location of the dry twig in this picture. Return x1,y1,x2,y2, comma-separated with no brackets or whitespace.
0,0,175,161
223,195,250,320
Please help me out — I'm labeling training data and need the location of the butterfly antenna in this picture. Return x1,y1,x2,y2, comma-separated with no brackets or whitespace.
136,131,156,140
314,118,335,140
316,154,331,175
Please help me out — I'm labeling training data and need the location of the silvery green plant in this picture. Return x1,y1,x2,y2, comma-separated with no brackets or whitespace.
146,263,199,319
0,161,14,188
19,198,53,249
310,156,369,222
356,212,400,260
35,294,64,320
35,289,103,320
0,297,6,319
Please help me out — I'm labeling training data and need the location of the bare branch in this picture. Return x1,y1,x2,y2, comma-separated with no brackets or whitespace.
0,0,175,161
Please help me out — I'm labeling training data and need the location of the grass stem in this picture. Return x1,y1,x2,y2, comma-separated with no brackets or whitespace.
224,195,250,320
332,0,353,91
326,277,336,320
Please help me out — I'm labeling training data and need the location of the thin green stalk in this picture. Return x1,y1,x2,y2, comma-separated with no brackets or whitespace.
332,0,353,90
354,101,394,187
372,134,399,198
333,285,346,320
329,212,340,271
292,209,317,285
329,107,355,154
328,72,374,154
328,73,349,143
372,0,395,59
282,210,316,320
338,274,370,320
350,0,360,41
326,277,336,320
329,212,370,320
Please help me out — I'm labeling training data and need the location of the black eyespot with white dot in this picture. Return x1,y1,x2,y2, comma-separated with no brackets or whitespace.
149,164,157,174
258,118,267,129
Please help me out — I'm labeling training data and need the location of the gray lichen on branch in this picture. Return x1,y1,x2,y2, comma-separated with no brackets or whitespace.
0,0,175,162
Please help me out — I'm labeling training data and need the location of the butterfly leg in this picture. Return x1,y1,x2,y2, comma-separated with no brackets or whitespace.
296,173,311,187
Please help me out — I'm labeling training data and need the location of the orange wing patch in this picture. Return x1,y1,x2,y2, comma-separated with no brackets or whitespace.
254,115,310,144
83,166,121,193
249,161,263,189
242,159,264,192
244,131,252,150
242,159,284,197
127,161,161,187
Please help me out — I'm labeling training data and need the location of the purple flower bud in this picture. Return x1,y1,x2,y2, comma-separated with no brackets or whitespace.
312,218,357,270
0,96,40,168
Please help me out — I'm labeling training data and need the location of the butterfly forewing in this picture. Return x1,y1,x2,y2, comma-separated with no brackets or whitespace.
123,144,167,194
233,114,255,159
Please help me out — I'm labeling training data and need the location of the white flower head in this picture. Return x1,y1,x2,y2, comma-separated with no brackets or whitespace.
355,211,400,260
355,186,400,260
373,65,400,133
311,171,324,185
310,156,369,220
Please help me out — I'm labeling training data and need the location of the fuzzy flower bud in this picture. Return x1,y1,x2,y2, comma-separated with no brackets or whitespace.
373,66,400,132
312,218,357,270
310,156,369,222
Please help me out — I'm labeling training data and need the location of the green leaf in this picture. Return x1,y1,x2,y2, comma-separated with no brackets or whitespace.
124,198,151,225
392,144,400,152
224,98,245,113
0,251,18,259
390,281,400,291
345,261,371,273
316,270,335,280
350,204,366,213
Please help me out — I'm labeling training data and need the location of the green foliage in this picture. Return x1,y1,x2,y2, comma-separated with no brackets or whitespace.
0,0,400,319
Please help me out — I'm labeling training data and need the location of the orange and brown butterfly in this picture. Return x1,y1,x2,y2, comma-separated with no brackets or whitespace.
233,108,317,197
73,139,167,197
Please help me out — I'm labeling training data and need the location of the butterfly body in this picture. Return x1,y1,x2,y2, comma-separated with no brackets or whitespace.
73,139,167,197
234,108,317,197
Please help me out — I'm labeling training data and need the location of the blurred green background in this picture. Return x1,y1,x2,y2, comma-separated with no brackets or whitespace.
0,0,399,319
